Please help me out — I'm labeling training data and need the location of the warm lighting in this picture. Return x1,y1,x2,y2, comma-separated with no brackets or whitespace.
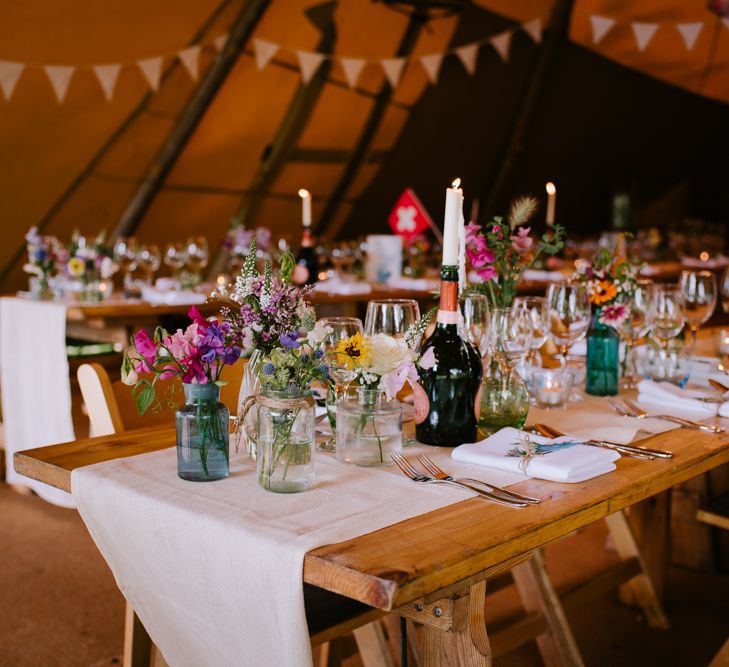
298,188,310,199
299,189,312,227
451,178,461,189
700,251,710,261
545,182,556,195
545,182,556,225
215,273,227,287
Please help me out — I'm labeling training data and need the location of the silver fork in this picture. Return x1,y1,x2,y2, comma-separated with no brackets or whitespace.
416,455,541,504
610,397,724,434
390,454,528,508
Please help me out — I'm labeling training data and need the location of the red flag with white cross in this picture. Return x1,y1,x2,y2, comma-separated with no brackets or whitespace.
388,188,433,239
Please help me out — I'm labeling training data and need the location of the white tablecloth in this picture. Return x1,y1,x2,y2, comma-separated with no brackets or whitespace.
73,444,524,667
1,298,75,507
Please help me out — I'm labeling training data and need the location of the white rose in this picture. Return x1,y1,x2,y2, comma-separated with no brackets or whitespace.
367,334,414,376
307,320,332,347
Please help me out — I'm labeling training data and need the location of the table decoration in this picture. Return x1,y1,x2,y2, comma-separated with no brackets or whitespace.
529,367,574,408
478,373,530,436
679,269,718,353
121,306,241,481
57,230,118,302
571,242,642,396
23,226,63,300
464,196,565,308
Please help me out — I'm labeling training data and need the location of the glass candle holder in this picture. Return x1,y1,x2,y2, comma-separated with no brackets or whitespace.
645,340,690,387
715,329,729,356
530,368,574,408
478,372,530,437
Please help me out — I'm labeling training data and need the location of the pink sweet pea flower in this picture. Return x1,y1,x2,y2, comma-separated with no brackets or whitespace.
477,266,498,282
381,361,421,400
491,224,503,240
465,221,482,244
466,245,495,269
510,226,533,253
187,306,210,331
134,329,157,366
418,347,436,370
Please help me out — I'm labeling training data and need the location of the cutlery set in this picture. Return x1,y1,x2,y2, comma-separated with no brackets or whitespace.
608,397,725,433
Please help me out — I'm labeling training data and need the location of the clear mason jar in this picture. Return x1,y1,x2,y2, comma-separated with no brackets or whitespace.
257,387,315,493
336,389,402,467
176,383,230,481
29,275,53,300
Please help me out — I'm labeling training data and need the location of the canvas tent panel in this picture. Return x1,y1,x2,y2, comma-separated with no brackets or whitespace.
270,162,345,199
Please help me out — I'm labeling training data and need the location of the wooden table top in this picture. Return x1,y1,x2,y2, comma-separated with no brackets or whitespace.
14,415,729,612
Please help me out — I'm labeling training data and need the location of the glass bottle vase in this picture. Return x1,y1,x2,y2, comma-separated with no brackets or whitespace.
257,387,315,493
176,383,230,481
235,348,264,460
585,310,619,396
336,388,402,466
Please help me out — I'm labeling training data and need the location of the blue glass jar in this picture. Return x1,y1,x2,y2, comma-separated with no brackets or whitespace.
585,311,619,396
176,384,230,481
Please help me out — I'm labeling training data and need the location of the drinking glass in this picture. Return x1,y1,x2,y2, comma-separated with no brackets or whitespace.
490,307,533,376
679,270,717,352
164,241,187,281
319,317,364,452
513,296,549,368
459,294,490,357
364,299,420,338
113,237,138,296
185,236,209,284
546,283,591,366
721,267,729,314
616,280,654,389
651,285,685,347
136,244,161,285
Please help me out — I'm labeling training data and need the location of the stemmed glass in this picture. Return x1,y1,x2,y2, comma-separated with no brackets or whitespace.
679,270,717,353
113,237,138,296
319,317,364,452
513,296,549,369
364,299,420,338
721,267,729,313
616,280,654,389
459,294,490,357
490,307,533,376
136,244,161,285
185,236,209,286
651,285,686,347
546,283,591,367
164,242,187,283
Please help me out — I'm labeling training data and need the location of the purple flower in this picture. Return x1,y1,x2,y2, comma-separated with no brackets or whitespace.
222,346,241,365
262,362,276,376
314,348,324,360
279,332,301,349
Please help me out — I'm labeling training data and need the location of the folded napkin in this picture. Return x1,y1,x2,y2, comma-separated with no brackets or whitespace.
312,279,372,295
386,276,439,292
141,285,207,306
637,379,722,417
452,427,619,483
521,269,567,282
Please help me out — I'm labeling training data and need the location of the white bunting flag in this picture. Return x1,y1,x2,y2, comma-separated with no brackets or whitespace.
0,61,25,100
419,53,443,84
631,22,658,51
93,64,121,100
381,57,406,87
138,57,163,91
254,39,279,70
490,31,512,61
455,43,479,75
214,34,229,53
340,58,365,88
44,65,74,102
676,22,703,51
589,15,616,44
523,18,542,44
296,50,325,83
178,46,200,80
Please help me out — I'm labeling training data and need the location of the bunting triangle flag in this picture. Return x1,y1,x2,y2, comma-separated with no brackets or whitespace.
44,65,74,102
523,18,542,44
253,38,278,70
138,57,163,91
419,53,443,84
455,43,479,75
93,64,121,100
178,46,200,80
631,22,658,51
296,50,325,83
676,22,703,51
490,31,512,61
589,15,615,44
0,61,25,100
214,34,229,53
381,57,405,87
340,58,365,88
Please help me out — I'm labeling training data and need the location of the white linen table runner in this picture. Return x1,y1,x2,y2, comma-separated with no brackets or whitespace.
72,444,525,667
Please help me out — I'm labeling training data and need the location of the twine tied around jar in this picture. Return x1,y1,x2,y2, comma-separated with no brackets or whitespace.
236,393,312,452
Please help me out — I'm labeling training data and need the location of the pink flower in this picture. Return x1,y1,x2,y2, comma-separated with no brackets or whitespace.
166,323,199,360
418,347,436,370
491,224,503,240
465,221,482,244
477,266,498,282
599,303,628,327
187,306,210,331
380,361,420,400
510,226,533,253
134,330,157,367
466,245,495,269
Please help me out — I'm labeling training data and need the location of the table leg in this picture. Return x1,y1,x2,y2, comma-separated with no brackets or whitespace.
123,602,153,667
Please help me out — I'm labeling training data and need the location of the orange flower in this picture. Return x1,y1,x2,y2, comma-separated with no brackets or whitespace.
589,280,617,305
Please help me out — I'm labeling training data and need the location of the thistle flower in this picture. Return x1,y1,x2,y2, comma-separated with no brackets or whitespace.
262,362,276,376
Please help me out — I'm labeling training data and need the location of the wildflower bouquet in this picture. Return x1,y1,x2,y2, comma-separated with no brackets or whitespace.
65,230,118,285
23,226,65,298
465,197,565,307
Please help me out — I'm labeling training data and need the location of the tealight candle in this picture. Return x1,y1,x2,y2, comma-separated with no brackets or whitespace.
530,368,573,408
716,329,729,355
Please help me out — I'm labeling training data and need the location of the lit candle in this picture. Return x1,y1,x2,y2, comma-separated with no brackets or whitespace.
700,251,710,261
298,188,312,228
545,182,556,226
216,273,227,288
442,178,463,266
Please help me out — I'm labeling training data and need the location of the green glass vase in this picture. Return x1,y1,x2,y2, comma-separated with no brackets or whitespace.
585,310,619,396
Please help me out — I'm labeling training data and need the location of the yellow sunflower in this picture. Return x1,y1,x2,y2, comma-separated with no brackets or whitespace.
333,332,371,370
589,279,617,305
67,257,86,277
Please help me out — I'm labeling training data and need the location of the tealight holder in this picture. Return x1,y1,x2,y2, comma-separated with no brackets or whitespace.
530,368,574,408
715,329,729,356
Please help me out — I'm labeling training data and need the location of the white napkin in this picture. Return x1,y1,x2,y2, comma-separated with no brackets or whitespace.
452,427,619,483
141,285,207,306
637,379,721,417
312,279,372,295
521,269,567,282
386,276,439,292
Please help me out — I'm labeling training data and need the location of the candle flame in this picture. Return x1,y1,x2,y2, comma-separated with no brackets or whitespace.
546,182,556,195
700,251,710,261
298,188,311,199
451,178,461,189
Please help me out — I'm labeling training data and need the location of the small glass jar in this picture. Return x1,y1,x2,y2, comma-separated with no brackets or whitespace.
29,275,53,300
645,339,690,387
257,387,315,492
478,372,530,437
176,383,230,482
336,389,402,466
530,368,574,408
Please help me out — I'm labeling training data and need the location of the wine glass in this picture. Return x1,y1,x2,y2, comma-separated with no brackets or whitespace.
185,236,209,285
319,317,364,452
721,267,729,313
546,283,591,367
364,299,420,338
679,270,717,353
616,280,654,389
164,242,187,282
513,296,549,369
459,294,490,357
651,284,685,347
136,244,161,285
490,306,533,376
113,237,138,296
